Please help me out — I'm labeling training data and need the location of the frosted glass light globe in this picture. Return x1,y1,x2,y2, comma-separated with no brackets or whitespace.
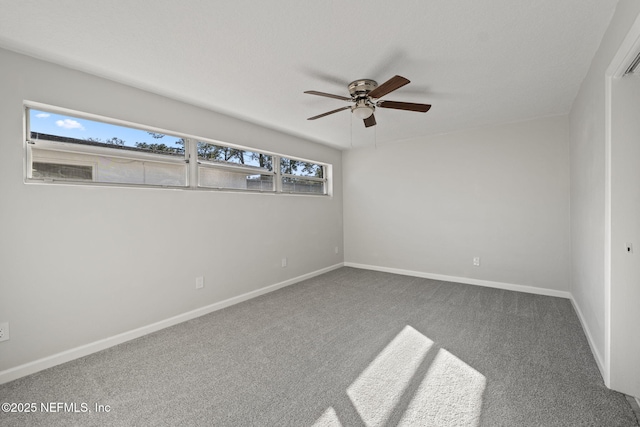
353,105,374,119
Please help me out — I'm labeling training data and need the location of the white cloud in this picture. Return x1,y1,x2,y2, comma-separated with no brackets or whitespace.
35,113,50,118
55,119,85,130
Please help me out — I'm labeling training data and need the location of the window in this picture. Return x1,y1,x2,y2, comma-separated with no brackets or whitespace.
280,157,326,194
197,142,275,191
25,104,330,195
27,108,188,187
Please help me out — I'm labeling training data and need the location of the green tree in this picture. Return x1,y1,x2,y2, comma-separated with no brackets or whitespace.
143,132,273,170
196,143,246,164
136,136,186,154
105,137,125,146
250,152,273,170
281,158,322,177
85,136,125,146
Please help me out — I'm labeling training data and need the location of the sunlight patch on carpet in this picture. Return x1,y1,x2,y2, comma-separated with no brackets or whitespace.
312,407,343,427
313,324,487,427
346,325,433,426
397,348,486,426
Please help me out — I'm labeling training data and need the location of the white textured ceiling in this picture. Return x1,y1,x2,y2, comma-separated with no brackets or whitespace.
0,0,617,149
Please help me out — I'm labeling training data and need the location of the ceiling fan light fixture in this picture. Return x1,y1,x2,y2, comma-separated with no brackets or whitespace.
352,104,374,119
305,75,431,127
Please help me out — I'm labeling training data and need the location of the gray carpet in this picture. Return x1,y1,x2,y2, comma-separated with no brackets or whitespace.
1,267,637,426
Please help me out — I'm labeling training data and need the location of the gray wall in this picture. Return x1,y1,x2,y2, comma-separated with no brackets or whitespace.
343,116,571,292
569,0,640,383
0,48,343,372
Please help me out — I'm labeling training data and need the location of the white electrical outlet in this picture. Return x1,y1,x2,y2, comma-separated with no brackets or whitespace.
195,276,204,289
473,257,481,266
281,257,287,268
335,246,339,254
0,322,9,342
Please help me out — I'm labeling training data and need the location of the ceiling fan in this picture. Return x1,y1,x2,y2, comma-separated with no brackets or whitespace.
305,75,431,128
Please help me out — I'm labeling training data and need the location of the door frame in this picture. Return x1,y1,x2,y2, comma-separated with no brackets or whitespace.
604,11,640,389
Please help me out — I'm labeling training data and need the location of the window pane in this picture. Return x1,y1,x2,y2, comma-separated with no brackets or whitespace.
96,157,186,185
30,148,187,186
280,157,324,178
199,167,274,191
32,162,92,181
29,109,186,157
28,108,187,186
282,177,325,194
197,142,273,170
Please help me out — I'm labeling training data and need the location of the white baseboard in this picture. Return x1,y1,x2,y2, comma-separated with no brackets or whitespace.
570,297,606,381
0,263,344,385
344,262,572,299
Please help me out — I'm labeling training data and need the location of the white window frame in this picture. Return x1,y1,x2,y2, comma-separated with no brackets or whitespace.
24,102,332,196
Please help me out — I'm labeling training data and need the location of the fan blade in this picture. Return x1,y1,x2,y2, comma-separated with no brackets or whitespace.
307,106,351,120
377,100,431,113
363,114,376,128
367,75,410,99
304,90,351,101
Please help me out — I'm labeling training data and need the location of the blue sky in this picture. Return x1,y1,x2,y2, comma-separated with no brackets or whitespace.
29,109,182,148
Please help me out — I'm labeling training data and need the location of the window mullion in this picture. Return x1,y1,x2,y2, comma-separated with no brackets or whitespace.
187,138,198,188
274,155,282,192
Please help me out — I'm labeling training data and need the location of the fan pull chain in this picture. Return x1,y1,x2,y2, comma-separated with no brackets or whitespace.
350,113,353,149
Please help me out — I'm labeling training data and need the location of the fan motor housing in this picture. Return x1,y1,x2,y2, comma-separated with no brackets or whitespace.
348,79,377,98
